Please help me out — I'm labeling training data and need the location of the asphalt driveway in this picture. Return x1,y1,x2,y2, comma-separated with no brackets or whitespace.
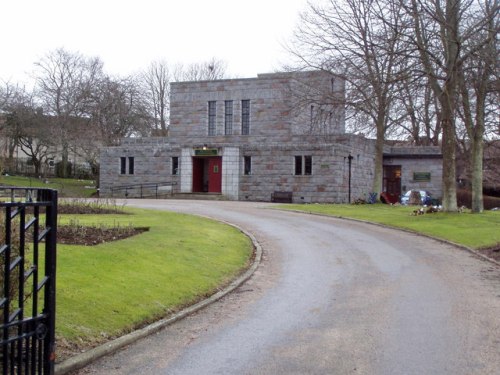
73,200,500,375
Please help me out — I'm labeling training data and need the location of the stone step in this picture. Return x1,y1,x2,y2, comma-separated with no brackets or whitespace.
168,193,228,201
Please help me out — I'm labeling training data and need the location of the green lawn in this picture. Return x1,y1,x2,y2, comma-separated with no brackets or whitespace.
0,175,96,197
56,207,252,346
281,204,500,249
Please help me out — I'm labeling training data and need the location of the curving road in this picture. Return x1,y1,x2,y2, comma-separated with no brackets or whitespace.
75,200,500,375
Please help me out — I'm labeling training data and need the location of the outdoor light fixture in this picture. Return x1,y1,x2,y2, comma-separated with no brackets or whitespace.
202,144,207,150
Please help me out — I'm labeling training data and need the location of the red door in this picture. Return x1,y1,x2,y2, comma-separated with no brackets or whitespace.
208,157,222,193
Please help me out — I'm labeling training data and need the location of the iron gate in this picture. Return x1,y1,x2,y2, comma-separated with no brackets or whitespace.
1,188,57,375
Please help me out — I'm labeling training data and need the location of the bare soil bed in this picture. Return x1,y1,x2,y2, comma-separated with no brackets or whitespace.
55,201,149,246
58,224,148,246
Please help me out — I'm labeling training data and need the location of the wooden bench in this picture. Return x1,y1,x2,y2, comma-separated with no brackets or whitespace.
271,191,293,203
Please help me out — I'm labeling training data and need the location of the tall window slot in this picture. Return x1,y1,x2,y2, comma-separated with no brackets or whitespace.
172,156,179,175
244,156,252,175
225,100,233,135
128,157,135,175
120,157,126,175
241,99,250,135
294,156,302,175
304,155,312,175
208,101,216,136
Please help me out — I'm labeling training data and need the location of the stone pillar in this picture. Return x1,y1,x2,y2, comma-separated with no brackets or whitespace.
222,147,240,200
180,148,192,193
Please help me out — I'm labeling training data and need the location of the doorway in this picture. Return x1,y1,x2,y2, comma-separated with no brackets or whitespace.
192,156,222,193
383,165,402,198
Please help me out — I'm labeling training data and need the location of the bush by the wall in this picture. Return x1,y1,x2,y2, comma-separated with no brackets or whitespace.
457,189,500,210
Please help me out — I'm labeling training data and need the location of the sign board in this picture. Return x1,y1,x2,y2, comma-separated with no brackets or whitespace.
194,148,218,156
413,172,431,182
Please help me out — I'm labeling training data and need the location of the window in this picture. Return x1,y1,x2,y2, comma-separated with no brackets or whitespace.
294,156,302,175
244,156,252,175
225,100,233,135
120,157,126,175
294,155,312,175
128,157,135,174
208,101,216,136
241,99,250,135
304,155,312,175
120,156,134,175
172,156,179,175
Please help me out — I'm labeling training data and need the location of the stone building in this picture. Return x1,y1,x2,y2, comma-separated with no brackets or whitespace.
99,71,442,203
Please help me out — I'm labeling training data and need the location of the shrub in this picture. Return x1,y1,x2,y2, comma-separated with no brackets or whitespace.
456,189,500,210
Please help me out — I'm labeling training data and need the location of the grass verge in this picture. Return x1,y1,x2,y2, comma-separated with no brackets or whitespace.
280,203,500,249
56,207,253,357
0,175,96,197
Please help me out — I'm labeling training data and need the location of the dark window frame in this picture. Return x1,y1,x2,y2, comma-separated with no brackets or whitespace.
225,100,233,135
172,156,179,175
294,155,302,175
294,155,312,176
244,155,252,175
304,155,312,175
120,156,135,175
128,156,135,175
208,101,216,136
120,157,126,175
241,99,250,135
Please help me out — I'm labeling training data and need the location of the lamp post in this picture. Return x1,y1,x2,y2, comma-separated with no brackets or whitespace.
348,153,353,203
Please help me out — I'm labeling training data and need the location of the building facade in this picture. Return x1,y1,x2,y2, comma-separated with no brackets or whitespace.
100,71,442,203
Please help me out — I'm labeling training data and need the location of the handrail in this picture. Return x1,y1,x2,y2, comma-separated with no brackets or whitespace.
110,182,177,199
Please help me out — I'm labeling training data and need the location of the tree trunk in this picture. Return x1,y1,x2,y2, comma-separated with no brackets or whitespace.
371,120,385,199
440,116,458,211
470,138,484,213
61,144,69,178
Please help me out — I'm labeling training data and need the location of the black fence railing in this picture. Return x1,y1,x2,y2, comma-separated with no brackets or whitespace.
110,182,177,199
0,188,58,375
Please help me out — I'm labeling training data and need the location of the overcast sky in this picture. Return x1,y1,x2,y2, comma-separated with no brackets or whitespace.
0,0,310,86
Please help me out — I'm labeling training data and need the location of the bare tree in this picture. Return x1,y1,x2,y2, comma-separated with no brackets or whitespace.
141,61,170,135
1,84,36,173
456,0,499,212
34,48,104,177
403,0,499,211
90,76,150,146
289,0,408,197
9,105,54,176
174,58,228,81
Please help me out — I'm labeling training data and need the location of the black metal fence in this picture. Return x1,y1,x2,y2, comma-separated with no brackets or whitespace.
1,188,58,375
110,182,176,199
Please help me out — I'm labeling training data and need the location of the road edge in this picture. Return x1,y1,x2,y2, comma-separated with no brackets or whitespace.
284,208,500,267
55,222,263,375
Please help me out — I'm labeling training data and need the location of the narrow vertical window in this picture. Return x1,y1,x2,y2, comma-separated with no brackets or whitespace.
172,156,179,175
241,99,250,135
128,157,135,175
208,101,216,136
120,157,126,175
244,156,252,175
225,100,233,135
304,155,312,175
294,156,302,175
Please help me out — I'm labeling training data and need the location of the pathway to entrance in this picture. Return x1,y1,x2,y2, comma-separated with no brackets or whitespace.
76,200,500,375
